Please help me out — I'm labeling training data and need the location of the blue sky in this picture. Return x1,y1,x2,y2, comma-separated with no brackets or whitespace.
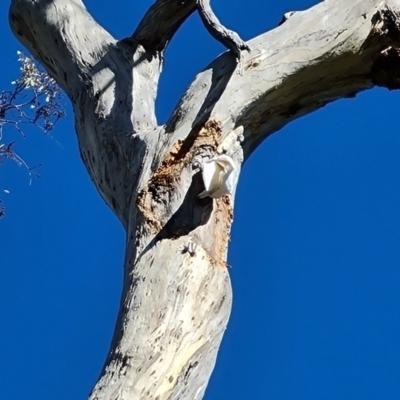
1,0,400,399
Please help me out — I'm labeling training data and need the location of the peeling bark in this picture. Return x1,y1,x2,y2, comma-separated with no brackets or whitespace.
8,0,400,399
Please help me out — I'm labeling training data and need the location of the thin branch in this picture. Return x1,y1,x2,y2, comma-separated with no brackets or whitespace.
196,0,250,60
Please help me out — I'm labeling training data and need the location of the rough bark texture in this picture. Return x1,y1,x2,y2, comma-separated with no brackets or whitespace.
8,0,400,399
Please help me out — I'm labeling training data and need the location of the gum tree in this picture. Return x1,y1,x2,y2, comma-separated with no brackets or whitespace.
9,0,400,399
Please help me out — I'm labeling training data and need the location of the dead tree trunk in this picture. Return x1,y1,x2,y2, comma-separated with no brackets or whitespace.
9,0,400,398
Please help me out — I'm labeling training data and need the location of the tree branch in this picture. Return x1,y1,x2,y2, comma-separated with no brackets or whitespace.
9,0,116,97
196,0,250,60
9,0,165,226
162,0,400,164
132,0,400,260
131,0,250,59
131,0,197,52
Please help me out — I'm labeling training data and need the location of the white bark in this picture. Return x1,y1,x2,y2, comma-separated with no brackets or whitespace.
9,0,400,398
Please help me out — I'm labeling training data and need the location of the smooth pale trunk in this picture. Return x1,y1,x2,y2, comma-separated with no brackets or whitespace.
9,0,400,398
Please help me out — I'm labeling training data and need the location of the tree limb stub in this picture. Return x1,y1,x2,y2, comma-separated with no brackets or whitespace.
8,0,400,399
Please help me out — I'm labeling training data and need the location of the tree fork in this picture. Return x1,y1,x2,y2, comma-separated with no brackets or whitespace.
8,0,400,399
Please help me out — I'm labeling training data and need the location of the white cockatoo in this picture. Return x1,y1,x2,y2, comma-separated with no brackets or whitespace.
198,154,237,199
